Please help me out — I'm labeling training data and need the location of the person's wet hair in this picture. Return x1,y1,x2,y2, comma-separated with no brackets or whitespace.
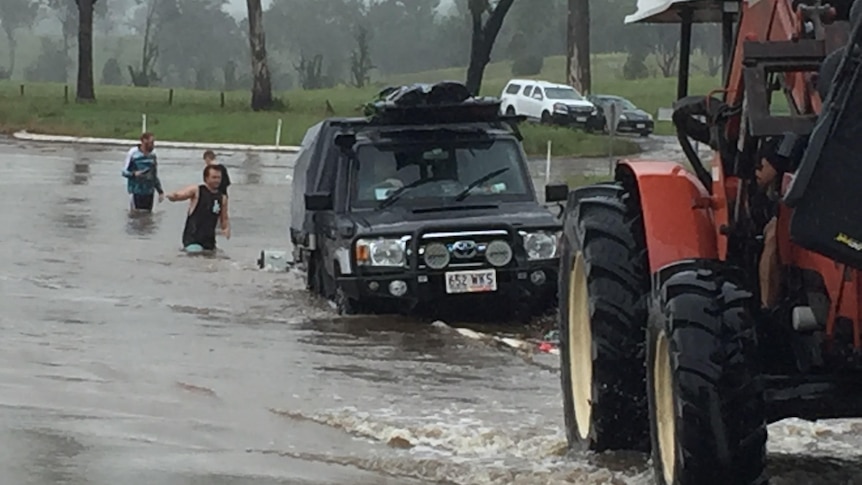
203,164,220,180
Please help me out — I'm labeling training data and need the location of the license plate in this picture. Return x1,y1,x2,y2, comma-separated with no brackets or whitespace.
636,123,646,128
445,269,497,294
576,116,587,122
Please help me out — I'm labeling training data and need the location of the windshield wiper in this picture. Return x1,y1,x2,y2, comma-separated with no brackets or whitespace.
376,178,435,210
454,167,510,201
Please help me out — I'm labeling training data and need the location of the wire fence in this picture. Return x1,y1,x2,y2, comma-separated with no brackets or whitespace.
1,82,243,108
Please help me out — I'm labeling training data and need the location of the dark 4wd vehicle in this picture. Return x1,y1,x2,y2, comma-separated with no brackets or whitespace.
289,82,568,316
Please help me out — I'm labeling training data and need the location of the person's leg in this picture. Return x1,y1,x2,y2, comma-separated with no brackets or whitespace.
132,193,154,212
759,216,781,308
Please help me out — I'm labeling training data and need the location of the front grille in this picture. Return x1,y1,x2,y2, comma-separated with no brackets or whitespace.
417,230,512,270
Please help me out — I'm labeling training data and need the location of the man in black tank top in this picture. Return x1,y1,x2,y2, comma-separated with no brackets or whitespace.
166,165,231,250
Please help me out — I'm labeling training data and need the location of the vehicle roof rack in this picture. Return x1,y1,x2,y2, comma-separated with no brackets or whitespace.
362,81,509,126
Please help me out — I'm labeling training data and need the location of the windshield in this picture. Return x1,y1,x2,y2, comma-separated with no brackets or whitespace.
544,87,583,100
350,138,532,209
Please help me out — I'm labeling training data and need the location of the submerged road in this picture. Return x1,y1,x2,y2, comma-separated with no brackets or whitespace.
1,136,861,484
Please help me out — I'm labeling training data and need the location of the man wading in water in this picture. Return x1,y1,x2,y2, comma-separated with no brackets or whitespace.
167,165,231,251
122,132,164,212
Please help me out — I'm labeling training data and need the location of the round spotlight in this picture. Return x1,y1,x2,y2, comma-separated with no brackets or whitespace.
424,242,450,269
530,270,546,285
485,240,513,267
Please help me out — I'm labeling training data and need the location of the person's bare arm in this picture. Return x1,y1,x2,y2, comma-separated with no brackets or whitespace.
166,185,198,202
220,194,231,239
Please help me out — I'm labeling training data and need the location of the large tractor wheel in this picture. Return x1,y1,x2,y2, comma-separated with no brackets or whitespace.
558,180,651,452
647,266,767,485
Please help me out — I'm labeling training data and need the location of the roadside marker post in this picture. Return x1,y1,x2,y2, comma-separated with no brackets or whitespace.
545,140,552,185
142,114,147,134
275,119,283,147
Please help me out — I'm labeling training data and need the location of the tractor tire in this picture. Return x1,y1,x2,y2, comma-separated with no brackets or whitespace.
647,266,767,485
558,180,651,453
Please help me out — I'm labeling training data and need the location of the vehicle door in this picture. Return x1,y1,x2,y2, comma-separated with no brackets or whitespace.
522,86,545,119
516,85,535,116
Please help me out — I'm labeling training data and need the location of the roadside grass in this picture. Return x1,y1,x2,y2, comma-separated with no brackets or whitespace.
0,51,727,155
0,80,641,157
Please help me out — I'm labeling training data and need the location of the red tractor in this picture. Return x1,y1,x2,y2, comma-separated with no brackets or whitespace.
557,0,862,483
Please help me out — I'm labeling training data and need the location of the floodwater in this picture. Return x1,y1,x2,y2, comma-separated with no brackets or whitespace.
1,136,861,484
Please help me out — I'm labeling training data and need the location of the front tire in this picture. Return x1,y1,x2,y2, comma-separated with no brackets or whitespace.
558,178,651,452
647,265,767,485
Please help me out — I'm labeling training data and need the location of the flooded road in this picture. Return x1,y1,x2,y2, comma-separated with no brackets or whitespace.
1,136,862,484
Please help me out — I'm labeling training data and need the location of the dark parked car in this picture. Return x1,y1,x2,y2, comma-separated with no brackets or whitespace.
289,82,567,317
587,94,655,136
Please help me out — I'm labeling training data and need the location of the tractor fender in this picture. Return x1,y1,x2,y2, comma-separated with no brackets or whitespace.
617,160,719,274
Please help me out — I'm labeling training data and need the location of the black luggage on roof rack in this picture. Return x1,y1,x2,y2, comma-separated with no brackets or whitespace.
363,81,507,125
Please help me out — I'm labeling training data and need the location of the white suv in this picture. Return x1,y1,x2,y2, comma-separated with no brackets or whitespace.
499,79,600,130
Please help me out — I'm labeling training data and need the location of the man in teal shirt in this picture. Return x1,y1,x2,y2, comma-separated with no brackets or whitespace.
122,132,164,212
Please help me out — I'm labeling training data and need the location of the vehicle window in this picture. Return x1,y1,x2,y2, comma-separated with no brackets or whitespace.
351,139,531,208
532,88,544,100
602,96,637,110
545,87,583,100
505,83,521,94
523,86,533,96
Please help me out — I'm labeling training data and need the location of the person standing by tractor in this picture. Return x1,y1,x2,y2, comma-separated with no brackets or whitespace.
122,132,164,212
166,164,230,251
754,137,793,310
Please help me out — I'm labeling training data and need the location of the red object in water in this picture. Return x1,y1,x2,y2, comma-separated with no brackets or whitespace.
538,341,555,353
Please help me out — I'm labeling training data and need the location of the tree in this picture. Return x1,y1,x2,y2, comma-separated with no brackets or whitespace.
0,0,39,79
350,25,374,88
246,0,273,110
75,0,97,101
128,0,160,86
465,0,516,96
567,0,591,93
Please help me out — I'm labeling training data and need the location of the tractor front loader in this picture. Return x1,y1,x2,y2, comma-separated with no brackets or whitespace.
557,0,862,484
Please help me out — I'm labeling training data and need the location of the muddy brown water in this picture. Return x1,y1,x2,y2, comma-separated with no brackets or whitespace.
1,136,861,484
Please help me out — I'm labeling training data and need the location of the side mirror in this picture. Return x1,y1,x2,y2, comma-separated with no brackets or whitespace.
305,192,333,211
545,183,569,203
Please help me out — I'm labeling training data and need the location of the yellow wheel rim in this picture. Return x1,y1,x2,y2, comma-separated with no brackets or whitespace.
568,252,593,440
654,330,676,483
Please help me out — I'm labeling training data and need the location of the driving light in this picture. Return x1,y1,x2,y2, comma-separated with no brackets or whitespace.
355,237,408,267
521,231,560,260
485,240,513,267
423,242,450,269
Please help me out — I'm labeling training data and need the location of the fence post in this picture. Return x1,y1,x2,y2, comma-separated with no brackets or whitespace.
220,92,225,108
275,119,283,147
19,84,24,96
168,88,174,106
64,85,69,104
142,113,147,133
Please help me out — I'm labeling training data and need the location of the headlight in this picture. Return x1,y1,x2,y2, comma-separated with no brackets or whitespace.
521,231,560,260
591,107,598,115
647,113,654,121
355,237,408,267
619,114,628,121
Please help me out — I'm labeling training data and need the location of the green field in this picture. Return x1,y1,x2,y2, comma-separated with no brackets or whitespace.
0,52,726,157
